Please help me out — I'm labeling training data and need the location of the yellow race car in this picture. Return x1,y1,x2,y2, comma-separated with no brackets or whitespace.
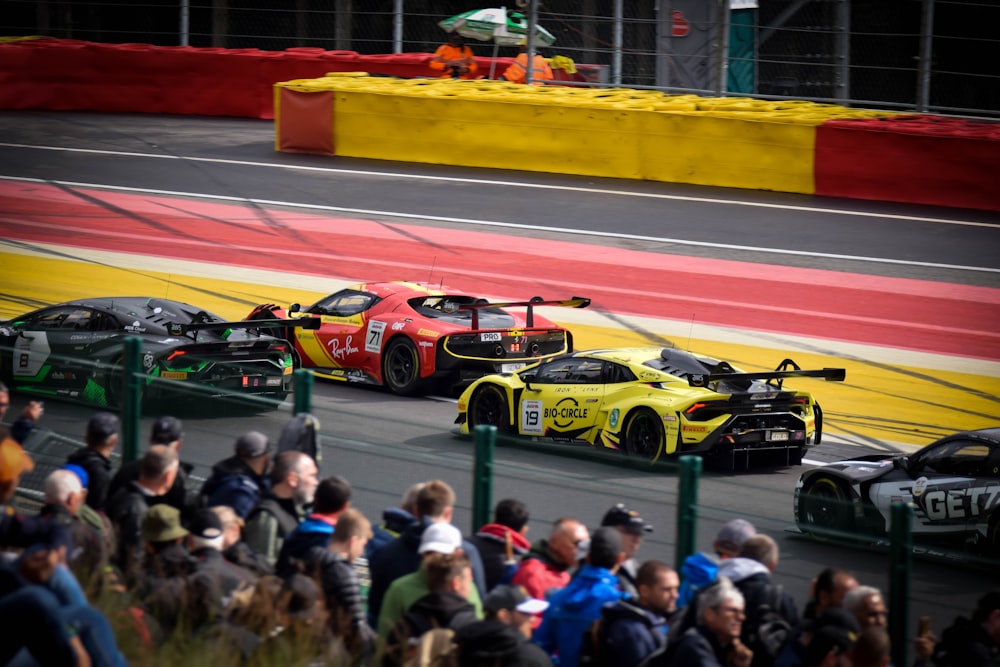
455,347,845,469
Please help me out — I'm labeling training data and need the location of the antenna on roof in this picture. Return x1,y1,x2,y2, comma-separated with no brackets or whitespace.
686,314,695,352
427,256,437,284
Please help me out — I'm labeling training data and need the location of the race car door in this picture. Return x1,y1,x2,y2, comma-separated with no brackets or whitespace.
13,306,98,392
871,436,997,537
300,289,378,373
519,356,606,439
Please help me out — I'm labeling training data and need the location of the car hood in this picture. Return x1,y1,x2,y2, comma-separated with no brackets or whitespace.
807,456,898,483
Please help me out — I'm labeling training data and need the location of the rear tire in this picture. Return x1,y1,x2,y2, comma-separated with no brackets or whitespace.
622,408,664,463
382,338,422,396
467,384,511,433
798,474,855,538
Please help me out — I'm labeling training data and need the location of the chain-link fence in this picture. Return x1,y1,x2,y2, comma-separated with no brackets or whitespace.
6,0,998,117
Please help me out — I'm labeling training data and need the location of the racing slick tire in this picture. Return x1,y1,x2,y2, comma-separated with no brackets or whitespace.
382,337,422,396
622,407,665,463
798,474,855,538
467,384,513,434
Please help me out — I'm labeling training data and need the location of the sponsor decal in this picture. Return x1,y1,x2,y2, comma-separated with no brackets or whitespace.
480,332,502,342
663,415,677,422
682,425,707,433
143,352,155,369
507,329,524,337
161,371,188,380
921,483,1000,520
608,408,620,429
391,322,406,331
417,329,438,337
544,397,589,429
329,335,360,360
418,341,434,348
124,320,146,333
50,371,76,381
912,477,929,497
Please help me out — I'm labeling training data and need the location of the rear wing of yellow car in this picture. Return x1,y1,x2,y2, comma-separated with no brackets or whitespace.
688,358,846,389
457,296,590,329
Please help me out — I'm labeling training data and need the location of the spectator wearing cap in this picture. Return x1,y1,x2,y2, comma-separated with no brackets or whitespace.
39,468,109,588
933,590,1000,667
601,503,654,597
105,444,181,578
108,415,192,516
533,526,627,667
212,505,272,577
368,479,487,623
188,507,255,608
66,411,119,511
200,430,273,519
244,450,319,568
275,475,352,577
803,620,857,667
470,497,532,592
453,584,553,667
595,560,680,667
510,516,590,602
133,503,205,638
677,517,756,609
383,551,479,667
377,521,484,651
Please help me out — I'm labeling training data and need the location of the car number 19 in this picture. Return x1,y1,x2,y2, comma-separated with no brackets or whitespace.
521,399,544,435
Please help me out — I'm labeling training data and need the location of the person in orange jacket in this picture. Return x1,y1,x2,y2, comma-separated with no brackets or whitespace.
430,32,478,79
500,41,554,85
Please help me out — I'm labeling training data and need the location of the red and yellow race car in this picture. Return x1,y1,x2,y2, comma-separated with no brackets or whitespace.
247,281,589,396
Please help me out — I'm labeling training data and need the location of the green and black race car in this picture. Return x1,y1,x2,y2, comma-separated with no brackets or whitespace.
0,296,315,408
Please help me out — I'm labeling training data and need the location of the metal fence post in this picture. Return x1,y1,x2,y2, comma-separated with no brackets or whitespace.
122,337,142,464
293,368,313,415
472,424,496,534
889,502,913,667
675,455,702,573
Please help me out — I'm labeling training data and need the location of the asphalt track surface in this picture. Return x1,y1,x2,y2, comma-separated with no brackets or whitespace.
1,111,999,635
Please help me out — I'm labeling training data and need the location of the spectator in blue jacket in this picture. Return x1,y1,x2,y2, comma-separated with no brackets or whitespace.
200,430,272,519
677,518,756,609
533,526,626,666
274,475,352,577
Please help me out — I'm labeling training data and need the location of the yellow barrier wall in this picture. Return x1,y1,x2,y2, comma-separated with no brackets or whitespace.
277,77,893,195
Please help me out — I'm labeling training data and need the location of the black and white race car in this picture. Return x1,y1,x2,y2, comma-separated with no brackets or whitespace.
795,427,1000,556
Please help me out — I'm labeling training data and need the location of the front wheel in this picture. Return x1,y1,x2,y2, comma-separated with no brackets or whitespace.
382,338,422,396
798,475,855,538
467,384,512,433
622,408,665,463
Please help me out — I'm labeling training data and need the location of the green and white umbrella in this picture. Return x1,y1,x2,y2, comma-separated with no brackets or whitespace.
438,7,556,47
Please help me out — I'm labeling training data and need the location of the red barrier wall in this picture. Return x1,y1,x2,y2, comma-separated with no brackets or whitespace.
815,116,1000,211
0,38,516,119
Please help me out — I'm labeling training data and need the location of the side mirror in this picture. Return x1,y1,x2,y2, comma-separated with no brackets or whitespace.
289,303,301,314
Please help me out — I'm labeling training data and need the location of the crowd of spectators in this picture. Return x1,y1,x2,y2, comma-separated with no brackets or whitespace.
0,386,997,667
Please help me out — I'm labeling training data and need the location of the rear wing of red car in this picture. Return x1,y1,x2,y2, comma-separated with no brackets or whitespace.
688,358,846,389
457,296,590,329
